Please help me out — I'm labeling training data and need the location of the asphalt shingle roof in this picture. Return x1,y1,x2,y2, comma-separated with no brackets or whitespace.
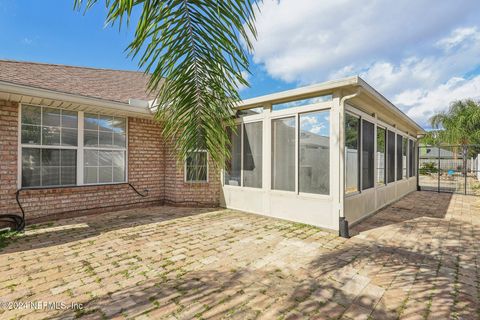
0,60,155,104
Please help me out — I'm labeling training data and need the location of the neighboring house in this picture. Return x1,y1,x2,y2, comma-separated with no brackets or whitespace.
0,60,424,235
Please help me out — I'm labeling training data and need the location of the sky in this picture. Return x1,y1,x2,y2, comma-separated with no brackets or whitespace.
1,1,480,129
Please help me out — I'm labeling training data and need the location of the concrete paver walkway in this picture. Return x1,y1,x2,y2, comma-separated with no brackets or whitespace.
0,191,479,319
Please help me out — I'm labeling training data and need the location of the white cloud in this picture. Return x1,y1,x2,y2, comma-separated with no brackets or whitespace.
235,70,250,92
399,76,480,126
250,0,480,126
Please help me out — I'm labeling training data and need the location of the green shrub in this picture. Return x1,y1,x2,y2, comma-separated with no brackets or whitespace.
419,162,438,175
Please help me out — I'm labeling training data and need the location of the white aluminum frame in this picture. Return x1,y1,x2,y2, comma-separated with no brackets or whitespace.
344,104,417,197
18,103,129,189
224,100,333,199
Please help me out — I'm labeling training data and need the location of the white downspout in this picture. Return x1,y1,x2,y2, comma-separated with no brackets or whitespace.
338,88,362,237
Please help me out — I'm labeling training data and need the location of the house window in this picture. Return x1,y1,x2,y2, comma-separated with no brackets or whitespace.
272,117,296,191
20,105,128,188
345,113,360,194
243,122,263,188
402,137,408,179
361,120,375,190
396,134,403,181
387,130,396,183
185,151,208,182
21,105,78,187
83,113,127,184
376,127,386,185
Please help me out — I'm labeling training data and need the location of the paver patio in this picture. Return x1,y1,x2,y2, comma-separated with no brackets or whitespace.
0,191,479,319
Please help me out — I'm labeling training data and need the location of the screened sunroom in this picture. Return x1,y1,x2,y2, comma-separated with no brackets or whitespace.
220,76,425,235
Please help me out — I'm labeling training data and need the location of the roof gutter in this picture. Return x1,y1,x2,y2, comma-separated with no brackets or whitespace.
0,81,153,116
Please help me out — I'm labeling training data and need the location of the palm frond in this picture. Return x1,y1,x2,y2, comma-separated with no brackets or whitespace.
74,0,258,166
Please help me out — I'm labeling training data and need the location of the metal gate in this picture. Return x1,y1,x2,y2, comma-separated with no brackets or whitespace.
418,145,480,195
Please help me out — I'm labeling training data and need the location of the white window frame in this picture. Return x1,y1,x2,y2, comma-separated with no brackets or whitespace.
18,103,128,189
184,150,209,183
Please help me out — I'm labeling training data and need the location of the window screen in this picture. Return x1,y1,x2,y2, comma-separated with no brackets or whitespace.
387,130,396,183
224,125,241,186
299,110,330,195
396,135,403,181
345,113,360,194
402,137,408,179
361,120,375,190
409,139,415,177
243,122,263,188
376,127,386,185
272,117,296,191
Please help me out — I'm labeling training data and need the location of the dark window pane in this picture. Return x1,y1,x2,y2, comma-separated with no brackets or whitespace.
243,122,263,188
224,125,241,186
186,151,208,182
61,167,76,185
113,167,125,182
61,150,77,167
84,167,98,184
84,130,98,146
61,110,78,128
403,137,408,178
409,140,415,177
299,110,330,194
272,117,295,191
42,126,61,145
99,167,113,183
21,125,41,145
361,120,375,190
61,128,78,146
42,149,60,166
396,135,403,181
376,127,386,185
84,113,99,130
22,148,41,187
42,108,61,127
41,167,60,186
345,114,360,193
387,130,396,183
21,105,41,125
99,131,113,147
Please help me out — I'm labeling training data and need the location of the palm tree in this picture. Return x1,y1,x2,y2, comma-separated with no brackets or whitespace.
74,0,258,166
429,99,480,158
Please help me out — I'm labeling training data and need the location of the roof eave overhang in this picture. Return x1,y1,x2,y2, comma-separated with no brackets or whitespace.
0,81,153,116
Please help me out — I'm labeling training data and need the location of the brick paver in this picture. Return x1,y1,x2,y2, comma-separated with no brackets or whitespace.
0,191,479,319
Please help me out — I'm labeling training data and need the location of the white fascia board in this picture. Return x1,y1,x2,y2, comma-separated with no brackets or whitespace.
237,76,360,109
0,81,153,116
356,77,425,134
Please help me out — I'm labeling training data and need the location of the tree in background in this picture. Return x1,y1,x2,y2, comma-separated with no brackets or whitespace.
429,99,480,146
74,0,258,166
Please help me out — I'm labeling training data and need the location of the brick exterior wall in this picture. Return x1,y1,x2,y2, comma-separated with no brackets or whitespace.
164,146,221,207
0,100,220,224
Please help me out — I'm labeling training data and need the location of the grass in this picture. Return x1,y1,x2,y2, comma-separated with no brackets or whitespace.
0,230,18,251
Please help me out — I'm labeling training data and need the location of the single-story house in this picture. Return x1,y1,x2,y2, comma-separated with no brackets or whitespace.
0,60,424,236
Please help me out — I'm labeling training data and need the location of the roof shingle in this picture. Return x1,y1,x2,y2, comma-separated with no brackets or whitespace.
0,60,155,104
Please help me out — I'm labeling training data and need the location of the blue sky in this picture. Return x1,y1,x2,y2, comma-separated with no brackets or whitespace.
1,1,480,128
